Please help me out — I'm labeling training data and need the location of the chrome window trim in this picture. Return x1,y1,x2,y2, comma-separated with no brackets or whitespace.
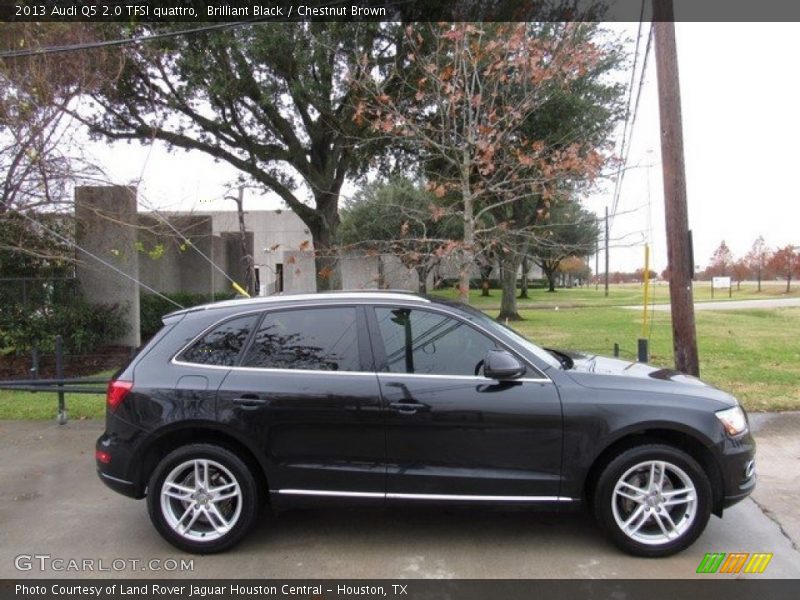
169,300,553,384
170,359,378,377
376,372,551,384
276,489,573,502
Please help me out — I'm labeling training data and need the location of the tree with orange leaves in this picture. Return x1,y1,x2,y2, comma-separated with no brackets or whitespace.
359,22,622,305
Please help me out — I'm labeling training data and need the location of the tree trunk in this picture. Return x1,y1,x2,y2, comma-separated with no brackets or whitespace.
377,255,386,289
481,277,491,296
309,191,342,292
757,269,761,292
787,273,792,293
458,162,474,304
234,187,256,296
416,265,428,295
498,258,522,321
546,270,557,292
518,257,529,299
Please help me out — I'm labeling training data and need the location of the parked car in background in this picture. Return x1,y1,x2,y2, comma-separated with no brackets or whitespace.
97,292,755,556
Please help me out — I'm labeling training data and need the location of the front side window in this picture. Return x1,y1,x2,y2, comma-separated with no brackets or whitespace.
179,314,258,366
374,307,498,376
241,307,360,371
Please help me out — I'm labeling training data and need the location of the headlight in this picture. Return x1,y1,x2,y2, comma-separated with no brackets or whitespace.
716,406,748,436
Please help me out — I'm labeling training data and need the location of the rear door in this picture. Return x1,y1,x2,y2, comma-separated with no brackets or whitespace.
368,305,564,502
216,305,385,501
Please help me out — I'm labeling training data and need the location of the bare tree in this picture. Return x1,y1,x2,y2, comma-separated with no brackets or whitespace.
745,235,770,292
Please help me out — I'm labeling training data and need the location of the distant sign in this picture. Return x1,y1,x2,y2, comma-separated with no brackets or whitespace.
712,277,732,289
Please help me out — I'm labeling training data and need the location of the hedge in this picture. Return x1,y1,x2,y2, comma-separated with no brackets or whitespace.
0,295,129,355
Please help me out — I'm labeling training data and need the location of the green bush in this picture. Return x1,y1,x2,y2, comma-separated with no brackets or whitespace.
140,291,235,339
0,296,129,355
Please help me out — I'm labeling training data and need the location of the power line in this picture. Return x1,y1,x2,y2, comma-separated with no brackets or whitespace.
610,6,655,225
613,25,653,223
0,202,185,309
0,21,263,60
610,5,645,218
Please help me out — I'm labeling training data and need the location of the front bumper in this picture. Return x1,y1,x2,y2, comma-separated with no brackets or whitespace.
718,432,756,510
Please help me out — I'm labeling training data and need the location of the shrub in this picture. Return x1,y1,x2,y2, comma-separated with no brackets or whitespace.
140,291,236,340
0,295,129,355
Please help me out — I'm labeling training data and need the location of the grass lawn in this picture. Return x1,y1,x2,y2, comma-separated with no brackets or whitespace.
0,369,114,420
429,281,800,309
510,306,800,412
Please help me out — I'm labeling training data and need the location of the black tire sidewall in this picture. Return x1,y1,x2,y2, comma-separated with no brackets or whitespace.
146,443,259,554
594,444,712,558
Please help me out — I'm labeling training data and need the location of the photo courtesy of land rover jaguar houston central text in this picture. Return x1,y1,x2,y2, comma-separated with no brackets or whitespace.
96,292,756,556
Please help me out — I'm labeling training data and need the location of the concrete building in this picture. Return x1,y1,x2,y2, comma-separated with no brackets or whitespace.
74,186,543,345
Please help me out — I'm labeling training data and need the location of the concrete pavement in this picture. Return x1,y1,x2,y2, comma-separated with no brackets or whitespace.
1,416,798,579
626,297,800,312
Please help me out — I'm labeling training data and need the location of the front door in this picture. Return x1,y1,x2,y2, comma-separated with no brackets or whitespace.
369,306,563,502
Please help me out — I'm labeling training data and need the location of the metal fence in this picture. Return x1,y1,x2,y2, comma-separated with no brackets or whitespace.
0,335,118,424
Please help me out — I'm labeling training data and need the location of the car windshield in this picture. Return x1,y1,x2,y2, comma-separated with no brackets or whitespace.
453,304,563,370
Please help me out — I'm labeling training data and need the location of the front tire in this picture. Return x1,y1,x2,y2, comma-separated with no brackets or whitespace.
146,444,259,553
593,444,712,557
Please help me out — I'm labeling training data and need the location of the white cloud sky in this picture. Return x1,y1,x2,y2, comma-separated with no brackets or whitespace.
86,22,800,274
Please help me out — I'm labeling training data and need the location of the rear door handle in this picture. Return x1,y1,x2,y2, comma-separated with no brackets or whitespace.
388,401,429,414
232,395,267,408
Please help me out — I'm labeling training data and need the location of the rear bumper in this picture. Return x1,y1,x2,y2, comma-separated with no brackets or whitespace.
97,470,141,498
96,433,145,499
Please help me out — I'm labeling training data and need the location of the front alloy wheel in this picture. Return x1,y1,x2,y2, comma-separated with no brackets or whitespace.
594,444,712,557
147,444,259,553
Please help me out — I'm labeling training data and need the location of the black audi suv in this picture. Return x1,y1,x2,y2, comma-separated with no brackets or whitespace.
96,291,756,556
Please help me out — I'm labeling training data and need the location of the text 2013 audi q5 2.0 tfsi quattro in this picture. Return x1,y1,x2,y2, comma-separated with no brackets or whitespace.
96,292,756,556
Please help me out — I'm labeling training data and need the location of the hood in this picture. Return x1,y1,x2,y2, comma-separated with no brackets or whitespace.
553,349,738,407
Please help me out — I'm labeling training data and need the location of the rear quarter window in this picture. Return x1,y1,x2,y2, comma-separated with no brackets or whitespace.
178,314,259,366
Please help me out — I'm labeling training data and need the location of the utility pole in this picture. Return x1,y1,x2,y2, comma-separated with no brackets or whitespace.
595,217,599,291
654,0,699,376
604,206,609,297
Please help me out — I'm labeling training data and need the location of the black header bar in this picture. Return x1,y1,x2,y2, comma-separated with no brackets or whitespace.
2,0,800,23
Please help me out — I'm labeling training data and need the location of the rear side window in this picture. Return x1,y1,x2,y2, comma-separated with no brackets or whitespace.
179,314,259,366
241,307,360,371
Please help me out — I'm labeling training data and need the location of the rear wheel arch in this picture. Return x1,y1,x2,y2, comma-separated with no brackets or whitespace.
583,428,725,515
135,425,270,499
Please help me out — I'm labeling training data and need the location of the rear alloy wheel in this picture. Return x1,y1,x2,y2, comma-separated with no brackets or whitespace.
147,444,259,553
594,444,712,557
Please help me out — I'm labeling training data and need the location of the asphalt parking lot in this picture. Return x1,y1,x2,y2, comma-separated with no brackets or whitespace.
1,414,798,580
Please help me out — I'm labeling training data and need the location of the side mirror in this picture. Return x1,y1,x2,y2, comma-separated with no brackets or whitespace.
483,349,526,380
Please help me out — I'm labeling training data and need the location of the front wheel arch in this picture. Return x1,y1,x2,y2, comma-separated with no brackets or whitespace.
583,429,725,516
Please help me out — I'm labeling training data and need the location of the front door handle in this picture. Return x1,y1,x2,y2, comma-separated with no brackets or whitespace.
388,401,429,414
232,395,267,408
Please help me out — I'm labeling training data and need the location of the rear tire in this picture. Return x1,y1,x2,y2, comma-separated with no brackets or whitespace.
593,444,712,557
147,444,259,553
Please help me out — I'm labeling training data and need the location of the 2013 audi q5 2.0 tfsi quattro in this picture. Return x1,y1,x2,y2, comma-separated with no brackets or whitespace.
96,292,756,556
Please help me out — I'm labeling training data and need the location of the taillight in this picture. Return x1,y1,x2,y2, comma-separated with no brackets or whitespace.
106,380,133,411
95,450,111,464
